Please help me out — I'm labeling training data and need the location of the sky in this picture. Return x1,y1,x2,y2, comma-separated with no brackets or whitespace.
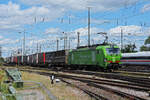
1,0,150,57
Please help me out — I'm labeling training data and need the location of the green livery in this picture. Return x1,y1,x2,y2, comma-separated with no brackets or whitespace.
68,45,121,70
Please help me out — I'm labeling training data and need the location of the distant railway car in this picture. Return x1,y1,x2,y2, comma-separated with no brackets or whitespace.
5,57,11,64
32,54,37,66
45,50,67,66
13,56,17,64
25,50,67,67
11,57,13,63
17,56,22,65
27,55,29,64
23,56,27,65
45,52,53,65
68,45,121,70
52,50,68,66
121,52,150,65
37,53,45,65
27,55,32,65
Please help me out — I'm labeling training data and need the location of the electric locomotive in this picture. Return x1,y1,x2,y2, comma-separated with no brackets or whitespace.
68,45,121,70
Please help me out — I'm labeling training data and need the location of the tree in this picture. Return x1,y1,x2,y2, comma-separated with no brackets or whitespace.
140,45,150,51
122,43,136,53
140,45,149,51
0,57,4,66
144,36,150,45
140,36,150,51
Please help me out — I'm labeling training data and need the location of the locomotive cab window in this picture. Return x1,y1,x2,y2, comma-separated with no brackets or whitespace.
106,48,120,54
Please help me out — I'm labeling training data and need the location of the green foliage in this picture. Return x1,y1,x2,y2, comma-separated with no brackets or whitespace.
140,36,150,51
122,43,137,53
144,36,150,45
140,45,150,51
12,82,23,89
0,71,15,100
0,57,4,66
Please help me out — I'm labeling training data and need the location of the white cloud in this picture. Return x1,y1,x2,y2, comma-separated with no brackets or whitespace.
0,0,140,34
91,19,110,25
74,27,103,36
78,18,111,25
0,38,11,45
147,27,150,33
0,1,64,32
20,0,139,12
0,37,21,46
141,4,150,12
24,26,104,51
0,36,3,39
43,26,103,39
109,25,143,36
45,28,61,34
108,26,150,50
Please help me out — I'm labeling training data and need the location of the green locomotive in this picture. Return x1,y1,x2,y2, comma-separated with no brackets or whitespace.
68,45,121,70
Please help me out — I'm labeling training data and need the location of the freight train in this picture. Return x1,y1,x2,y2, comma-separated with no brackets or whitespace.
5,44,122,71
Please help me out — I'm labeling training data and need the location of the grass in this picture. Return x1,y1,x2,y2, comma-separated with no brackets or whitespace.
22,71,51,100
22,71,91,100
0,70,16,100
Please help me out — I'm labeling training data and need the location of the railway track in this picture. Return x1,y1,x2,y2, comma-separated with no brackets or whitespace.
58,74,150,91
115,70,150,77
62,79,108,100
4,66,150,90
61,70,150,85
60,75,149,100
25,69,150,91
119,65,150,73
23,68,150,91
3,66,150,99
18,69,149,100
59,75,149,100
4,66,150,87
88,83,147,100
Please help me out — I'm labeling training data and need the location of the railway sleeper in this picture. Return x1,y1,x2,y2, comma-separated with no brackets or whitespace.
61,79,108,100
87,83,147,100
